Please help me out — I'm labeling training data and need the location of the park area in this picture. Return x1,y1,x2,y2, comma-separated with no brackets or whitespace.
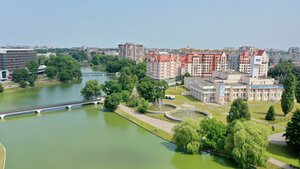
160,86,300,167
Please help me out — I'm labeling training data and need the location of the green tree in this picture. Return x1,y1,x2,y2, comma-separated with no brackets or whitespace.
120,90,130,102
26,60,39,74
104,93,122,112
102,80,122,95
227,98,251,123
265,105,276,121
0,83,4,93
137,77,168,102
19,80,27,88
11,68,29,83
45,55,81,81
81,80,102,100
137,98,149,114
199,118,227,152
281,73,296,116
225,120,268,169
295,81,300,103
284,109,300,153
172,119,200,153
45,66,57,79
37,55,48,65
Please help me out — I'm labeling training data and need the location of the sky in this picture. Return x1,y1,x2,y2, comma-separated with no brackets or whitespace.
0,0,300,49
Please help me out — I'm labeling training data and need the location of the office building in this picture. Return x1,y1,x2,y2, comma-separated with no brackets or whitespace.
0,48,37,80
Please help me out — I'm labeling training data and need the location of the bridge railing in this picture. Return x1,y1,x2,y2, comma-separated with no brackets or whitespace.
0,99,102,115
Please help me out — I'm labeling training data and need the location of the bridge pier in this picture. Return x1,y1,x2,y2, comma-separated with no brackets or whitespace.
35,109,43,114
0,114,6,120
66,105,72,110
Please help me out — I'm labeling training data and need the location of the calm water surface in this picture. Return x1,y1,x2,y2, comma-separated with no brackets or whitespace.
0,67,235,169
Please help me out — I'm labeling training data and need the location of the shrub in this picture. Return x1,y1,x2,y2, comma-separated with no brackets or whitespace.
137,98,148,114
19,80,27,88
186,141,201,154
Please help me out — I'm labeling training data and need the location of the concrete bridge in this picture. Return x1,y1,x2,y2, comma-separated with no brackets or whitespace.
82,72,116,76
0,97,105,119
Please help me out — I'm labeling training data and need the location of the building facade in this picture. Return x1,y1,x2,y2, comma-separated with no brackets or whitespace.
184,53,227,77
146,52,182,85
118,43,145,63
0,48,37,80
185,71,282,105
239,50,268,77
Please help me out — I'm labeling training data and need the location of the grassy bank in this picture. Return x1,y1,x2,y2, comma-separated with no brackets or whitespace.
115,109,173,142
0,144,6,169
266,143,300,167
2,76,61,93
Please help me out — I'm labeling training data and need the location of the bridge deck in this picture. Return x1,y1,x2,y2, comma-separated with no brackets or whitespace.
0,98,104,116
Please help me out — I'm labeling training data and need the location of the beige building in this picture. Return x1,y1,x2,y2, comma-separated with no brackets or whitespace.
239,50,268,77
146,51,182,85
185,71,283,105
118,43,145,63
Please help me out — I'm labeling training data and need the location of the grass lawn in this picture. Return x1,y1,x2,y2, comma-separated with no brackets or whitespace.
146,113,175,123
115,109,173,142
165,86,295,129
266,144,300,167
0,144,5,169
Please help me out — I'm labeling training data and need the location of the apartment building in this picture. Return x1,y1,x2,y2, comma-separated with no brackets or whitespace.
184,53,227,77
146,51,182,85
0,48,37,80
118,43,145,63
239,50,268,77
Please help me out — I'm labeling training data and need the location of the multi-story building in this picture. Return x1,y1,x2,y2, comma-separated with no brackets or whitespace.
184,53,227,77
185,71,283,105
0,48,37,80
289,47,300,54
118,43,145,63
239,50,268,77
146,51,182,85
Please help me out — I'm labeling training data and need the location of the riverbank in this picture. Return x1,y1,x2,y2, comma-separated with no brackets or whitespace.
2,76,61,93
0,144,6,169
117,104,297,169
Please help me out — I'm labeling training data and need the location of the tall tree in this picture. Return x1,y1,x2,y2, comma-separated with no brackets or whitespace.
81,80,102,100
225,120,268,169
281,73,296,116
199,118,227,152
0,83,4,93
11,68,29,83
104,93,122,112
227,98,251,123
284,109,300,153
265,105,276,121
295,81,300,103
172,119,200,154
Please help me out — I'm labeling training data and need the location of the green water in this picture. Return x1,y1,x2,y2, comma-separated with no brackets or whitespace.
0,67,235,169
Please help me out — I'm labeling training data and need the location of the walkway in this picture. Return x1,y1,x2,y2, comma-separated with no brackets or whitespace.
268,158,293,169
0,144,6,169
118,104,176,133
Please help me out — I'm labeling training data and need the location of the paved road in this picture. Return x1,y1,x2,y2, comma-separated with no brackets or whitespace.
268,158,293,169
268,132,287,146
118,104,176,133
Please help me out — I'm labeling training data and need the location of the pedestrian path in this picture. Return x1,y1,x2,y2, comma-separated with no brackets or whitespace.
118,104,176,133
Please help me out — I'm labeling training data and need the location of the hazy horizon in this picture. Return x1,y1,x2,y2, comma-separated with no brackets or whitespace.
1,0,299,50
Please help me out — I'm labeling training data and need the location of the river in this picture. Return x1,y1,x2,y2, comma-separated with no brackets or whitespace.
0,67,235,169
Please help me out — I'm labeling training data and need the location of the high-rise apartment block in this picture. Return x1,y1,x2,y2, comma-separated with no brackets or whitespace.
0,48,37,80
239,50,268,77
184,53,227,77
146,52,183,85
118,43,145,63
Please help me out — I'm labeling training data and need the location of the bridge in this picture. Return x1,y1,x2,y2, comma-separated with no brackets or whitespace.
0,97,105,119
81,72,116,76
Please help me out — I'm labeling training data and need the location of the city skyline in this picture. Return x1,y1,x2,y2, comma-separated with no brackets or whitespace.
1,0,300,49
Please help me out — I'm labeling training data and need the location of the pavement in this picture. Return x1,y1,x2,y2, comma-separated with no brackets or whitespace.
118,104,176,133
